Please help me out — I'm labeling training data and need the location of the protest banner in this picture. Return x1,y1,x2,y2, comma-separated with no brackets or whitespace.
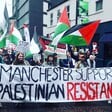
0,64,112,102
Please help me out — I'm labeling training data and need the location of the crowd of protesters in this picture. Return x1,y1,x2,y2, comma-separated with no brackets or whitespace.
0,46,111,108
30,47,97,69
0,46,97,69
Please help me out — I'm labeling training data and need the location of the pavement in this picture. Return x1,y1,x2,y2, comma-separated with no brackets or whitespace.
0,102,112,112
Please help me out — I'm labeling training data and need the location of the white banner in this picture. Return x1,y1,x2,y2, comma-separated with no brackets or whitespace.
0,64,112,102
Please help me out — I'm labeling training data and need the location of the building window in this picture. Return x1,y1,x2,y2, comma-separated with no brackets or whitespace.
96,0,103,11
57,9,60,22
50,13,53,26
66,5,70,18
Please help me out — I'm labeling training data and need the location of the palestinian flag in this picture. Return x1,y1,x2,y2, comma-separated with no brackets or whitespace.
8,25,22,45
0,37,6,48
0,28,6,48
0,3,10,48
3,4,10,35
25,27,40,58
52,7,70,39
39,37,47,50
51,7,70,47
59,20,100,46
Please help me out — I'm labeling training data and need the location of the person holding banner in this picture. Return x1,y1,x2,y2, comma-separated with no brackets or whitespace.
12,52,30,107
13,52,30,65
2,49,12,65
44,54,54,67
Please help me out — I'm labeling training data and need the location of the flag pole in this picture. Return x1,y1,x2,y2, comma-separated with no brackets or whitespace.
76,0,79,25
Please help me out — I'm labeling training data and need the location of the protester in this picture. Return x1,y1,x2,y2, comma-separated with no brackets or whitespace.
2,50,12,65
7,48,15,63
44,54,54,66
13,52,30,65
68,45,79,62
59,51,75,68
12,52,30,107
75,52,88,69
32,53,43,66
52,53,59,66
87,54,96,68
39,48,44,65
85,48,91,59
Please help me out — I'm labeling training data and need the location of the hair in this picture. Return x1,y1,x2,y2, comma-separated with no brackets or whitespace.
13,52,25,65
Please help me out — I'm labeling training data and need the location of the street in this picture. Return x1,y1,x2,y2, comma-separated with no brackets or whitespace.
0,102,112,112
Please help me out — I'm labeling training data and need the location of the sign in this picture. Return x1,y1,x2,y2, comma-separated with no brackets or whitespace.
45,45,67,59
16,41,30,53
40,37,67,59
0,64,112,102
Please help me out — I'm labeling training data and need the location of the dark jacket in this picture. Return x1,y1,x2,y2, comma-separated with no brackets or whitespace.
59,58,74,68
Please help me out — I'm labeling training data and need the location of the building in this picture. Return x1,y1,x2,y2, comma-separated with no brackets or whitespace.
12,0,112,66
44,0,90,36
45,0,112,35
12,0,44,39
89,0,112,22
88,0,112,67
12,0,72,37
45,0,112,67
44,0,76,36
12,0,112,37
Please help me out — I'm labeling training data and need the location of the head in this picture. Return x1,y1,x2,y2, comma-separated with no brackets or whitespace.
47,55,53,61
78,53,86,61
46,55,53,65
15,52,24,63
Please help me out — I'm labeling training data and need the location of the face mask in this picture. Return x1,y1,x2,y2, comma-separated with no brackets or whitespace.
74,52,78,56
